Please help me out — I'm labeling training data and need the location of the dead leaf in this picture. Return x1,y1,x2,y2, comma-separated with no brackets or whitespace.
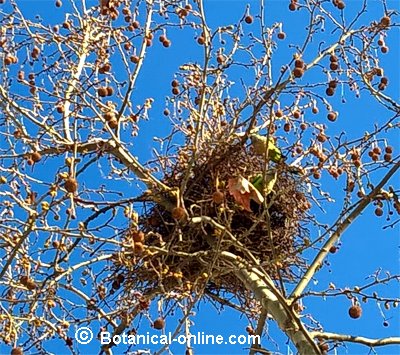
228,176,264,212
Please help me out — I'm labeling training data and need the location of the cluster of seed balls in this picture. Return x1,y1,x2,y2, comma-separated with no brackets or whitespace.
170,79,180,96
14,71,38,95
291,56,338,121
368,145,393,162
377,76,388,91
348,302,392,328
377,16,391,54
289,0,346,12
329,54,340,71
25,151,42,166
350,145,399,218
97,86,114,98
293,57,306,78
325,80,338,97
158,33,172,48
243,11,285,40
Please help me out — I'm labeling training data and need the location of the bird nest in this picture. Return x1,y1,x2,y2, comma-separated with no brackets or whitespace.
112,136,311,301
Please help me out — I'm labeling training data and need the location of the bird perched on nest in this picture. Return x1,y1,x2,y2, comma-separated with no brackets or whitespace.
250,133,283,163
251,169,277,196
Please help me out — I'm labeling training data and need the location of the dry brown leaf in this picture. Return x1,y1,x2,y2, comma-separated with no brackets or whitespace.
228,176,264,212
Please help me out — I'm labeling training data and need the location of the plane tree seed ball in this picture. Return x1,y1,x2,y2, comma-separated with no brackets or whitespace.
64,177,78,193
277,32,286,40
132,231,145,243
244,15,253,24
327,111,337,122
10,348,23,355
134,242,144,254
348,305,362,319
31,152,42,163
293,67,304,78
98,87,108,97
172,207,186,220
153,318,165,330
212,191,224,204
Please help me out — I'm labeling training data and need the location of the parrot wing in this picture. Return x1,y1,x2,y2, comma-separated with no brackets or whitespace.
251,174,264,192
267,139,282,163
263,169,277,195
251,170,277,196
250,134,267,155
250,134,283,163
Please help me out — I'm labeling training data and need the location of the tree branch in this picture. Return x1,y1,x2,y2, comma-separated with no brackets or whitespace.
221,252,322,355
311,331,400,347
291,161,400,300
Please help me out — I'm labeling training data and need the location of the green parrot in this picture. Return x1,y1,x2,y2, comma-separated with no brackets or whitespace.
251,169,277,196
250,134,283,163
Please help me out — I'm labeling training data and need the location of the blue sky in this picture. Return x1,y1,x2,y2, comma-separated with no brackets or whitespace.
0,0,399,354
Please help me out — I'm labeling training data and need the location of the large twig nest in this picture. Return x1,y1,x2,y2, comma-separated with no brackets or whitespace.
112,135,311,301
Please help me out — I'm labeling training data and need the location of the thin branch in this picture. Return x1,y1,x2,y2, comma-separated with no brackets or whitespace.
291,161,400,300
311,331,400,347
